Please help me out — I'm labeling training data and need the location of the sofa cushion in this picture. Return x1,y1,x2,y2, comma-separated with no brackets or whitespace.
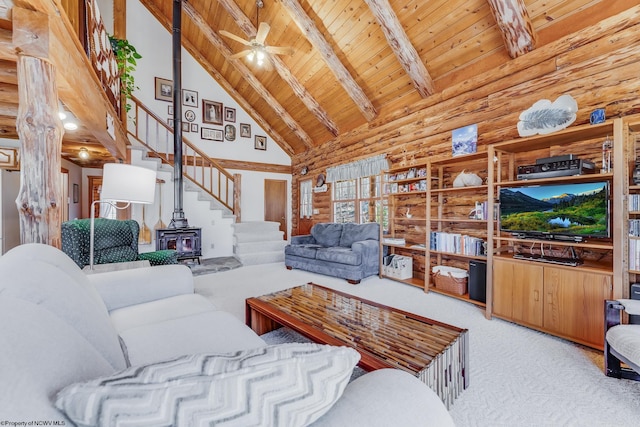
110,294,217,333
0,297,116,421
339,222,380,247
55,344,360,427
119,310,267,366
311,223,344,247
316,247,362,266
0,243,126,371
285,243,323,258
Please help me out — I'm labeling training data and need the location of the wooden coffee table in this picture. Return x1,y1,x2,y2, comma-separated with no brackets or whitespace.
246,283,468,407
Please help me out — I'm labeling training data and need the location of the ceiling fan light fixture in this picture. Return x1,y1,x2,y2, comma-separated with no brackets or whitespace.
78,147,90,160
247,51,255,62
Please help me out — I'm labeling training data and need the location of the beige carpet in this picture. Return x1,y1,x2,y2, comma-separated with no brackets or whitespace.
194,263,640,427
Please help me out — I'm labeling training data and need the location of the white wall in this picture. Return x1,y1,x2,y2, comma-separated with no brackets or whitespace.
61,158,83,220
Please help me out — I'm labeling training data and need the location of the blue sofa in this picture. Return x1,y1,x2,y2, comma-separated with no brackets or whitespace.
285,222,380,284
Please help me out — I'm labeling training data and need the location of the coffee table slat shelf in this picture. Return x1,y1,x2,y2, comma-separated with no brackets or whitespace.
246,283,468,408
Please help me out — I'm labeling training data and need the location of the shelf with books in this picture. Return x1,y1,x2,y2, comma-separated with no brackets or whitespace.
380,162,429,288
426,152,490,311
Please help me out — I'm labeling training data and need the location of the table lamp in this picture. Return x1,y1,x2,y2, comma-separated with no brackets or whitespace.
89,163,157,269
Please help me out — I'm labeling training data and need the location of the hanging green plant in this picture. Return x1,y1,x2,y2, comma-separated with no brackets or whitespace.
109,36,142,112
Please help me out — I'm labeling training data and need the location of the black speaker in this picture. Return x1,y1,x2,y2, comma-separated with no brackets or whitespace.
468,260,487,303
630,284,640,324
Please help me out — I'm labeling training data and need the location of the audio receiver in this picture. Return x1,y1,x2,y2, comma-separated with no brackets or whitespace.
516,159,596,180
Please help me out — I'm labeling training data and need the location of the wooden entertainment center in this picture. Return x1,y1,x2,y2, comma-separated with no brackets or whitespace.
380,116,640,350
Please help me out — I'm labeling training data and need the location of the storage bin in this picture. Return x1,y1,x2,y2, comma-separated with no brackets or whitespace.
432,265,468,295
383,254,413,280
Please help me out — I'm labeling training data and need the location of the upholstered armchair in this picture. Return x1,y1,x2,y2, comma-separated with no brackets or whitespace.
604,299,640,381
61,218,178,269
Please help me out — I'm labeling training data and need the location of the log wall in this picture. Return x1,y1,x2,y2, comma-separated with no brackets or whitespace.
291,8,640,233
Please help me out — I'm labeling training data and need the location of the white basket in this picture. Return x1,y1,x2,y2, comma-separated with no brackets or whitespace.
384,255,413,280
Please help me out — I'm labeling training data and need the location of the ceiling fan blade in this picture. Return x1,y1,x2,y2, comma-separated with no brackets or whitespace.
265,46,295,56
220,30,252,46
230,49,254,59
255,22,270,45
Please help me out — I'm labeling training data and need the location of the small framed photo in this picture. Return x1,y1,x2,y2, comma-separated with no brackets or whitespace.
182,89,198,107
155,77,173,102
190,123,198,133
202,99,223,125
181,122,190,132
201,127,223,141
167,118,174,128
255,135,267,150
224,107,236,123
225,124,236,141
72,183,79,203
240,123,251,138
184,109,196,122
168,105,173,115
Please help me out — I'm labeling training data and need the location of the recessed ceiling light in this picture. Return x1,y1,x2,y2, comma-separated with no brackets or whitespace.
78,147,89,159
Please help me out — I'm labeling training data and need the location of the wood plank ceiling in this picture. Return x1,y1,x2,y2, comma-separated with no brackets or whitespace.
0,0,633,166
139,0,626,157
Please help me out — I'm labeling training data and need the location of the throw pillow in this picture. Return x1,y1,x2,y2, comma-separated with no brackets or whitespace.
55,343,360,427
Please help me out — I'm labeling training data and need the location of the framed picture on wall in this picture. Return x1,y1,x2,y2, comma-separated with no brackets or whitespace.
255,135,267,150
224,107,236,122
72,184,79,204
155,77,173,102
225,124,236,141
202,99,223,125
182,89,198,107
181,122,190,132
191,123,198,133
240,123,251,138
201,127,223,141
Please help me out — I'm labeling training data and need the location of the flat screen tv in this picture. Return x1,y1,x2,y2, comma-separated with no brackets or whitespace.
499,181,609,241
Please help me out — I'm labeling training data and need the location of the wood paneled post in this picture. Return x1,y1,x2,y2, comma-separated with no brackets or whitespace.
15,55,64,248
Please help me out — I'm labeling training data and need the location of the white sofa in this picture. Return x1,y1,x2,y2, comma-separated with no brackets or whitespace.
0,243,454,426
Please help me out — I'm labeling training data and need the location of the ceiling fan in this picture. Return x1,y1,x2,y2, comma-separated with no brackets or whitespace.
219,1,294,67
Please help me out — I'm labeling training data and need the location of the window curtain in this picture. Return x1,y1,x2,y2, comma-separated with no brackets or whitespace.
326,154,390,183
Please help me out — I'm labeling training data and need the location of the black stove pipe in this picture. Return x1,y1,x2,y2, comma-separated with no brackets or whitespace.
170,0,188,228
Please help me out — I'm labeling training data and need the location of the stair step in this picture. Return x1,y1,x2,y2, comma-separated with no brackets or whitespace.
232,221,282,233
234,230,284,243
234,240,287,254
235,250,284,266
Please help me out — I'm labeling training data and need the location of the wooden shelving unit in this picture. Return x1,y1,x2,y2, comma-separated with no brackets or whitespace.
379,162,429,289
426,151,490,311
488,119,625,349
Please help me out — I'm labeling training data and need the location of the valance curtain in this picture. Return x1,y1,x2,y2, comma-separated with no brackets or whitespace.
326,154,390,183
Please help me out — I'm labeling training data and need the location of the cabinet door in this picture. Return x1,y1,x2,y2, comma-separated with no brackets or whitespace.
493,259,514,318
493,259,543,327
543,267,612,347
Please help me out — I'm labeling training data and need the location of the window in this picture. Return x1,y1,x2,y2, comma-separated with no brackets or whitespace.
300,179,312,218
332,176,385,225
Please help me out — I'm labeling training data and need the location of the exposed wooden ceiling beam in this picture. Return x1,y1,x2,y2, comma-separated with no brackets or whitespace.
140,1,295,156
279,0,377,122
486,0,537,58
364,0,434,97
216,0,339,137
182,1,314,149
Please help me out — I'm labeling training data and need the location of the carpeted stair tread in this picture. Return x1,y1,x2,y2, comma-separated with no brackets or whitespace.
234,240,287,254
235,251,284,265
234,231,285,243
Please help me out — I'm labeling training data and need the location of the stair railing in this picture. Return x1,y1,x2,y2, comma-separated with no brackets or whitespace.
127,95,236,214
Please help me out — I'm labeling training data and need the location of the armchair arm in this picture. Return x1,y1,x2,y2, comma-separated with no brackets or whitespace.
617,299,640,316
87,264,194,312
291,234,316,245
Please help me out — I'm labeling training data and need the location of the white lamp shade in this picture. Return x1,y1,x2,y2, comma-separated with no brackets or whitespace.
101,163,156,204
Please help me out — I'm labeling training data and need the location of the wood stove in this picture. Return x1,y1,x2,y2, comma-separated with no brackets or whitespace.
156,227,202,263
